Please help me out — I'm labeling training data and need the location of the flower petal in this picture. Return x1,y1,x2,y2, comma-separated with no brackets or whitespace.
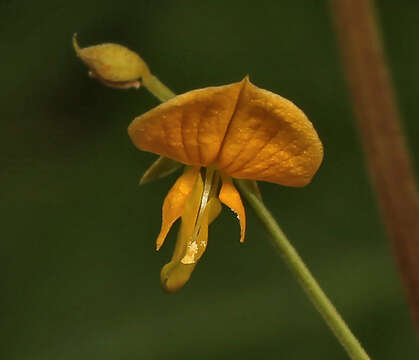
217,78,323,187
160,170,214,292
181,197,221,264
160,261,196,293
208,197,222,224
156,166,200,250
160,196,222,293
218,174,246,243
128,79,245,166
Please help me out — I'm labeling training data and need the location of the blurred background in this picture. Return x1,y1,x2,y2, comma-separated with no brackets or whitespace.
2,0,418,358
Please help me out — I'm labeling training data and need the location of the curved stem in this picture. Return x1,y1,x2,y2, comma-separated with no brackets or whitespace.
142,74,175,102
236,179,370,360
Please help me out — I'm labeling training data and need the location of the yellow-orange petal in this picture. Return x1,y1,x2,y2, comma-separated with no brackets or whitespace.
129,77,323,187
156,166,200,250
160,261,196,293
160,169,208,293
181,197,221,264
217,78,323,187
218,174,246,243
208,197,222,224
160,196,221,293
127,79,245,166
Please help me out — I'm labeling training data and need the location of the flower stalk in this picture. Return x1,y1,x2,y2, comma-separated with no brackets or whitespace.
142,74,175,102
236,179,370,360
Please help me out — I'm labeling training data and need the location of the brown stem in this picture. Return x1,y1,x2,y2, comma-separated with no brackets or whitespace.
329,0,419,335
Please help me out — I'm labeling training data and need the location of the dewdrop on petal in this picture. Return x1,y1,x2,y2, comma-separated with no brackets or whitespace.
73,33,151,89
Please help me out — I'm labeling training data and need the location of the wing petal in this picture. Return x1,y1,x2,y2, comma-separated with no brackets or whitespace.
156,166,200,250
218,174,246,243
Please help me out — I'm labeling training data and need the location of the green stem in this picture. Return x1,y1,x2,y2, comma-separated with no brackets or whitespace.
236,179,370,360
140,73,370,359
142,74,176,102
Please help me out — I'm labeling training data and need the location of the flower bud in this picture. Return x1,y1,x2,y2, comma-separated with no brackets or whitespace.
73,33,151,89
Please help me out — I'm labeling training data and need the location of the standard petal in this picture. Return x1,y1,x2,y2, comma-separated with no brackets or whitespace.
128,80,245,166
218,174,246,243
156,166,201,250
217,78,323,187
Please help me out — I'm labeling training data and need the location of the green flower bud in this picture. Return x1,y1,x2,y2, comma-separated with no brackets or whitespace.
73,33,151,89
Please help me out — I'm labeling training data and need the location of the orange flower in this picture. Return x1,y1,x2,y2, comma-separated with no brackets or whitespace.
128,77,323,292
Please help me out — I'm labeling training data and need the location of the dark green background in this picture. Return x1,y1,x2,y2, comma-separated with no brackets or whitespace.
2,0,418,359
